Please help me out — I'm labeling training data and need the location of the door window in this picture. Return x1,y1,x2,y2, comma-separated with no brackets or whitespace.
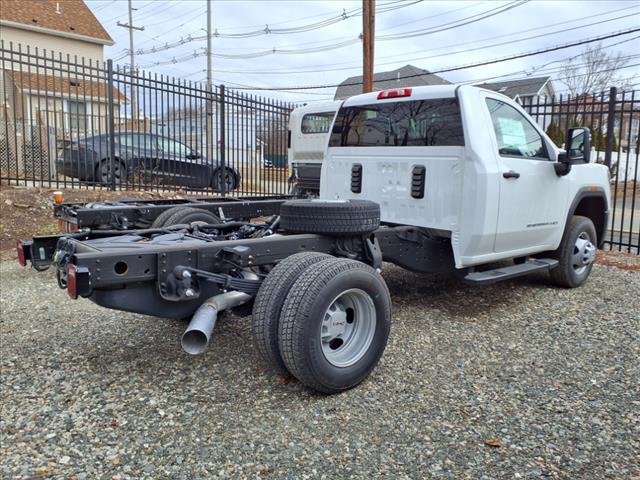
156,137,191,157
117,134,154,155
486,98,548,159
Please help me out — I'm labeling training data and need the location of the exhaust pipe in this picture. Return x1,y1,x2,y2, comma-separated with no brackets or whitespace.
181,291,252,355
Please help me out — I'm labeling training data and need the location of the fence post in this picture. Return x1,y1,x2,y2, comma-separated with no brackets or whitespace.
604,86,617,168
218,84,226,196
106,59,116,191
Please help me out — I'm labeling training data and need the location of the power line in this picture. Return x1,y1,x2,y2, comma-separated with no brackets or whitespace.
194,3,639,73
135,11,639,70
134,1,532,67
132,0,482,52
119,0,424,58
200,10,640,76
101,0,159,23
227,27,640,91
377,0,529,41
221,64,640,100
92,0,117,13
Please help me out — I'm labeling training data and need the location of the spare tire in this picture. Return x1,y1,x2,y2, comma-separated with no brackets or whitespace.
162,207,221,227
279,199,380,236
151,206,189,228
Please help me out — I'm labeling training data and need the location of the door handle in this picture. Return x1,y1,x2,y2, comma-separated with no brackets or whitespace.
503,170,520,179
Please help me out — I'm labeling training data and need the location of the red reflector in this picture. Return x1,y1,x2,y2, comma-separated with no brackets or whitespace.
377,88,412,100
69,223,79,232
67,264,78,299
16,241,26,267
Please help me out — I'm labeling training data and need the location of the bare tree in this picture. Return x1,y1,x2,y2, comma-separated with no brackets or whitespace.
558,43,634,96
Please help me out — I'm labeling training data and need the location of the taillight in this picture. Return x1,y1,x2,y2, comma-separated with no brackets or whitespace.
67,264,78,299
16,241,27,267
377,88,412,100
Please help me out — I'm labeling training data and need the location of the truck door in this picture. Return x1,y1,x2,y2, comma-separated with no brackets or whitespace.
484,96,569,253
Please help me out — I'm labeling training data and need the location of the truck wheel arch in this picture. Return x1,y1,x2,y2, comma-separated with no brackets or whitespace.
567,187,608,248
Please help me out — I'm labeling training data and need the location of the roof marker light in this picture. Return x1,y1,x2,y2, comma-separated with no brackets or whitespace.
377,88,412,100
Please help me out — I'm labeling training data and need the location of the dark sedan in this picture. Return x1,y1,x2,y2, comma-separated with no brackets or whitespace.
56,132,239,191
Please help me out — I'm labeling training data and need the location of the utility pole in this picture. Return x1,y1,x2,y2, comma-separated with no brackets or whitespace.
362,0,375,93
117,0,144,127
206,0,214,164
207,0,213,89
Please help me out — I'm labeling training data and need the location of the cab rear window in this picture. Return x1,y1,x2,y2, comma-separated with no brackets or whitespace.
329,98,464,147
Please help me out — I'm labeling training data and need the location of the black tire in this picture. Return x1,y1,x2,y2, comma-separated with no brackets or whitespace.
251,252,333,374
151,206,189,228
549,215,597,288
163,207,221,227
279,199,380,236
212,168,238,192
278,258,392,394
96,159,126,185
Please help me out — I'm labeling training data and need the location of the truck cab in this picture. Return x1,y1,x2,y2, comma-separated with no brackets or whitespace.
288,101,341,197
320,85,610,269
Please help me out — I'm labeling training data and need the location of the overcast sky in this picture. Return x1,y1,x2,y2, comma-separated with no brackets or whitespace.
86,0,640,103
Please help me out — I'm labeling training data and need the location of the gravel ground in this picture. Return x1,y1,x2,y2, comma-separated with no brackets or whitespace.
1,261,639,479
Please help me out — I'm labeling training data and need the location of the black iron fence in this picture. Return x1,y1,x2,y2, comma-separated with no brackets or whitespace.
0,42,293,197
1,43,638,252
522,87,639,253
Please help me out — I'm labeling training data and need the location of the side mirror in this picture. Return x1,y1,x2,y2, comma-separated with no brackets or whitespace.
187,151,201,160
555,127,591,176
567,127,591,163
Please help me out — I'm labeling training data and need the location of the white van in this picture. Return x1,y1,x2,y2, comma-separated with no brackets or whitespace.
287,101,341,196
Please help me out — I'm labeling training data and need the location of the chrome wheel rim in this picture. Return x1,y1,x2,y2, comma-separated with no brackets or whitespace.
572,232,596,275
320,288,376,367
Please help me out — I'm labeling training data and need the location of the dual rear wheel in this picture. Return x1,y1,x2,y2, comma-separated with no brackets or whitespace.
252,253,391,394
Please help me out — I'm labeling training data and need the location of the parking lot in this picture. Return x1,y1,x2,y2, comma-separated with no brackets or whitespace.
1,261,638,479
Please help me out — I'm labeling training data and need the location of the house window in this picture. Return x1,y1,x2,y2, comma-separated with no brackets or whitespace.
68,101,86,131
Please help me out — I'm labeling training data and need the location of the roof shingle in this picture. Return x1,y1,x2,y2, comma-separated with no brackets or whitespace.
0,0,113,44
7,70,126,102
477,76,553,99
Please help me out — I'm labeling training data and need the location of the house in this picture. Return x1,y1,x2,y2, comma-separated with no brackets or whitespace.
0,0,122,177
477,76,555,129
0,0,113,61
334,64,450,100
557,93,639,152
477,76,555,106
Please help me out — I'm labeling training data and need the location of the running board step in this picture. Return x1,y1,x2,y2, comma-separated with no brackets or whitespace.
463,258,558,285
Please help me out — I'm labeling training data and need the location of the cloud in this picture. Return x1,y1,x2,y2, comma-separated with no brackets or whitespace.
90,0,640,102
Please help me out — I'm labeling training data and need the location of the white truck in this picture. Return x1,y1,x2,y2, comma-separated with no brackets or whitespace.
19,85,609,394
287,101,341,197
